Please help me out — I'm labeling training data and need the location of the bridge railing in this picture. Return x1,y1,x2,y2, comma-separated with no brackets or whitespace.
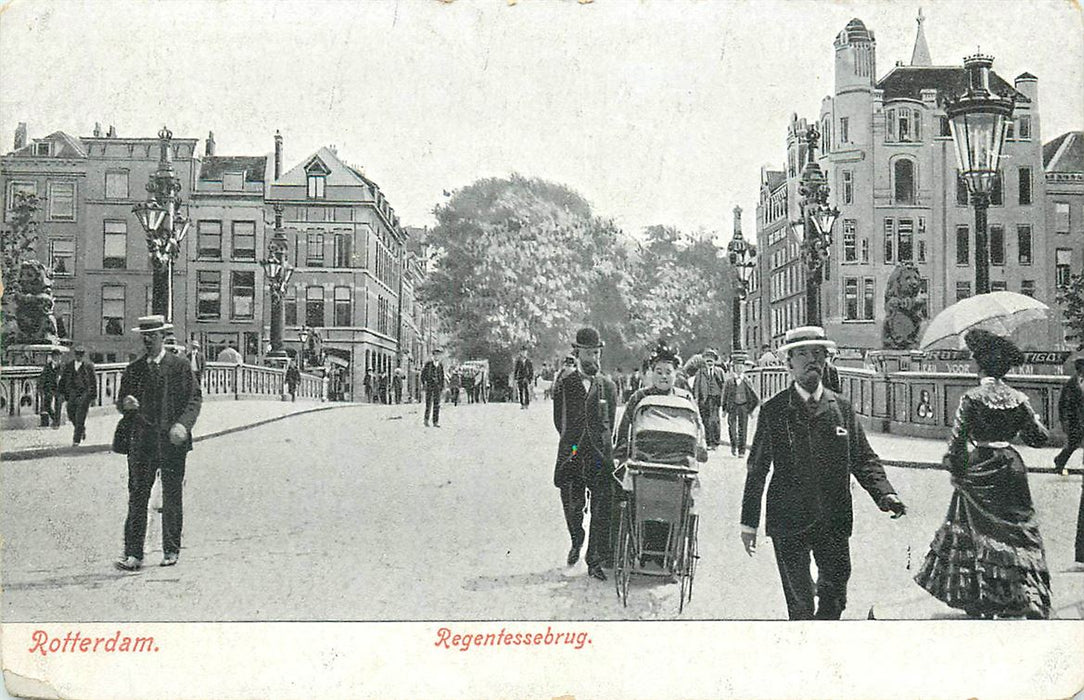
1,361,327,428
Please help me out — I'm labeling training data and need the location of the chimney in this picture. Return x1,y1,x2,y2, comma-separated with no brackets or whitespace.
107,124,117,138
93,122,102,138
274,130,283,179
205,130,216,156
14,122,27,151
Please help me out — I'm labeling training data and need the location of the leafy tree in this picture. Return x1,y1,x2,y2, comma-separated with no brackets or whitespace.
1056,272,1084,350
1,191,44,346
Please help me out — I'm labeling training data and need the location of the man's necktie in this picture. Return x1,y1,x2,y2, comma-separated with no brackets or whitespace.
806,394,818,413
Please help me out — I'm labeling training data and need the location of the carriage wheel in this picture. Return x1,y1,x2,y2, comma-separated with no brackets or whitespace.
614,501,632,607
679,514,699,612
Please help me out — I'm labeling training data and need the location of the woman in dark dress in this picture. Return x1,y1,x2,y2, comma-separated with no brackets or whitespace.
914,329,1052,619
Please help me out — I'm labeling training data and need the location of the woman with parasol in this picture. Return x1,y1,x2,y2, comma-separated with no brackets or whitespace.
913,328,1052,619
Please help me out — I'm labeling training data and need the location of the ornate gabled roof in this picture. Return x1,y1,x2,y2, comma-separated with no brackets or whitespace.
876,66,1029,103
1044,132,1084,172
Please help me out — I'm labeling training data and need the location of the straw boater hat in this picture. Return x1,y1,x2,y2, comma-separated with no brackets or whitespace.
572,327,604,349
777,326,837,354
702,348,719,360
132,314,173,334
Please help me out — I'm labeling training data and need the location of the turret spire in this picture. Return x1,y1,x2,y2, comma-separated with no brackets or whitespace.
911,8,932,66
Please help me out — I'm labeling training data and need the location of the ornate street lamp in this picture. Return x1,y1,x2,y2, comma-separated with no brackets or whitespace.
132,126,190,322
297,325,311,371
726,205,757,352
260,205,293,365
945,53,1015,296
792,124,840,327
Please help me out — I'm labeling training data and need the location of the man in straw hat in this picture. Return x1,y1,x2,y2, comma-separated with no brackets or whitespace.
114,315,203,571
739,326,907,619
551,326,619,581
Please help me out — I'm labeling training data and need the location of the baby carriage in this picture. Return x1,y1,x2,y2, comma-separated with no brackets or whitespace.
613,394,703,612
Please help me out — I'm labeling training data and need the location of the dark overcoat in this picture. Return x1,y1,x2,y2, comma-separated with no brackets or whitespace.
740,384,896,538
116,352,203,453
1057,376,1084,443
58,360,97,403
551,370,618,487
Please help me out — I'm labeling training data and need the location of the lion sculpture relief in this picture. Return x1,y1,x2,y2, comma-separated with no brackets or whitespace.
882,262,925,350
13,260,60,345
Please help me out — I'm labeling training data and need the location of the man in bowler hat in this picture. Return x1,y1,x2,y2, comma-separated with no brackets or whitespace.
58,344,96,445
421,347,446,427
552,326,619,581
740,326,907,619
114,315,202,571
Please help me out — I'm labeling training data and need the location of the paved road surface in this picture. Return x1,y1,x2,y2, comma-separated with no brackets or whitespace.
3,400,1082,621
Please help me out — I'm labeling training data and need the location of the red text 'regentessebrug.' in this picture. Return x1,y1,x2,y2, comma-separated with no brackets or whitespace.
435,626,591,651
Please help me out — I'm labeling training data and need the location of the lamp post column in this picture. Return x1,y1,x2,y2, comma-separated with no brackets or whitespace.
972,191,991,295
263,205,291,362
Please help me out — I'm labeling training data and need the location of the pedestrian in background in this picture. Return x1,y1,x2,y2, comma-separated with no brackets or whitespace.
551,327,618,582
58,344,96,445
285,360,301,402
363,369,374,403
692,348,725,450
822,351,843,393
449,368,461,406
757,343,779,367
514,347,534,409
114,315,202,571
421,348,446,427
216,341,243,364
393,366,405,404
187,340,206,385
722,360,760,457
914,329,1052,618
740,325,907,620
1055,353,1084,567
38,349,62,428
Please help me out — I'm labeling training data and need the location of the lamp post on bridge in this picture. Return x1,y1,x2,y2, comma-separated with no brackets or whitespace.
791,125,839,327
726,205,757,353
945,52,1015,296
132,127,191,322
260,204,293,366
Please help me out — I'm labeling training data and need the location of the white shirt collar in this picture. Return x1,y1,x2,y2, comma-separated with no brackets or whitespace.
148,348,167,364
793,381,824,402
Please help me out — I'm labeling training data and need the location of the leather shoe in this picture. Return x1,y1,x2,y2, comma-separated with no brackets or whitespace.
160,553,178,567
566,545,581,566
114,556,142,571
588,564,607,581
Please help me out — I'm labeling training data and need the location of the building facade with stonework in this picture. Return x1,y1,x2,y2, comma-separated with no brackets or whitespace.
1044,131,1084,343
748,14,1062,352
266,138,408,401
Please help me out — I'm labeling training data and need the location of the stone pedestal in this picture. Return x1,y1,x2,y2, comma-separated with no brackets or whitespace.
2,343,69,368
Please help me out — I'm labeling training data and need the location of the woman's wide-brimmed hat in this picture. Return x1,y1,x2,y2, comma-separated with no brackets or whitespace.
964,328,1023,362
777,326,837,354
132,314,174,334
572,326,604,349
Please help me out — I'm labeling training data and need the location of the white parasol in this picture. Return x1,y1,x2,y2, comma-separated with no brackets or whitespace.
919,291,1050,351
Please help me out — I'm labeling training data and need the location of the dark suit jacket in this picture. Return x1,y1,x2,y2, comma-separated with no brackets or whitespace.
514,357,534,383
740,384,896,538
692,366,726,404
1058,376,1084,441
38,362,60,392
116,352,203,453
421,360,445,391
552,370,618,487
188,350,206,376
721,374,760,413
58,360,97,403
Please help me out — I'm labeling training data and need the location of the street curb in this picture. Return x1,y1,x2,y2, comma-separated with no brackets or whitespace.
1,402,362,463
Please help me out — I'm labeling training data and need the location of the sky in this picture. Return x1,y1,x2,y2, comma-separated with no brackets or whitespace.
2,0,1081,245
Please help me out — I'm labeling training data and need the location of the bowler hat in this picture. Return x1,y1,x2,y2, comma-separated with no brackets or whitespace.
72,344,86,354
572,326,604,349
132,314,174,334
702,348,719,360
778,326,837,354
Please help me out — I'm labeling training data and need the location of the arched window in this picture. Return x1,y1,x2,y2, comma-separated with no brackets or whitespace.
894,159,916,204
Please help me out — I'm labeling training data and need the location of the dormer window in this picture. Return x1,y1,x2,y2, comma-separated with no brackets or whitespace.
307,175,326,198
223,172,244,192
35,142,49,156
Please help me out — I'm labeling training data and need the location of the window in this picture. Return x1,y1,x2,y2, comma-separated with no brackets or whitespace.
307,175,326,199
956,225,969,265
991,171,1003,206
863,278,875,320
842,171,853,204
1017,225,1032,265
333,231,353,268
991,280,1008,292
917,278,929,318
48,239,75,276
1018,167,1032,205
1021,280,1036,297
1005,121,1014,140
1017,115,1031,140
918,240,927,263
842,220,857,263
35,141,50,156
821,117,831,151
54,297,72,339
898,110,910,141
306,231,324,266
955,281,971,302
47,182,75,220
840,117,849,143
1055,202,1070,234
334,286,352,326
883,219,894,264
956,174,969,206
103,220,127,269
105,171,128,199
197,221,222,259
231,221,256,261
197,271,221,320
222,172,244,191
1056,249,1073,287
989,224,1005,266
844,278,859,321
939,115,951,137
102,286,125,335
897,219,914,262
285,287,297,326
894,159,915,204
305,286,325,327
885,109,895,144
231,271,255,319
5,180,37,210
